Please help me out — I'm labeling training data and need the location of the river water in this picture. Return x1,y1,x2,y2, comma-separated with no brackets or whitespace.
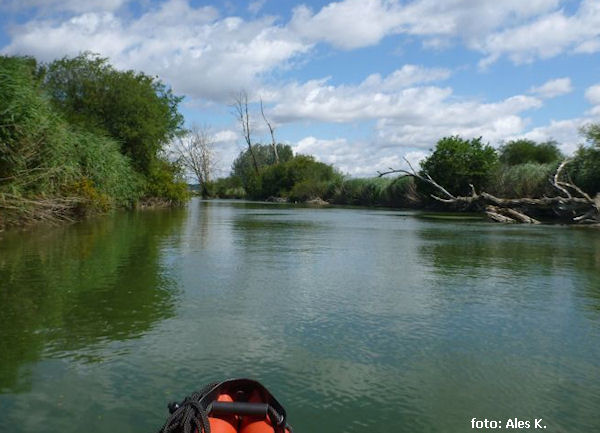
1,199,599,433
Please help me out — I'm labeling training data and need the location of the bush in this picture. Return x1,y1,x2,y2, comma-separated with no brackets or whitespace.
210,176,246,198
245,154,341,200
73,129,144,206
499,139,562,165
567,146,600,196
42,52,184,175
489,163,557,197
289,179,331,202
232,143,293,189
420,135,499,196
144,159,190,204
383,176,419,207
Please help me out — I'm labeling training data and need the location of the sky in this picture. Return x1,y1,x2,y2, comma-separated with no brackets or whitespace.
1,0,600,177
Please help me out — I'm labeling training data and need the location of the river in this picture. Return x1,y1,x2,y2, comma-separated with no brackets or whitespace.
1,199,599,433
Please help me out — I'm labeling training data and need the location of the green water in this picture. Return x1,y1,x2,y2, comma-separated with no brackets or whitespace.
1,199,599,433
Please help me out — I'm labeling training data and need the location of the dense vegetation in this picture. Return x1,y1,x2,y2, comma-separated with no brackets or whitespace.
3,52,600,226
211,132,599,213
0,53,187,228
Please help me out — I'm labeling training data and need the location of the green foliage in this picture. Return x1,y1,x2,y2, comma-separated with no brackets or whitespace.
0,54,178,227
210,176,246,198
42,52,184,174
145,159,190,204
0,55,78,194
567,146,600,195
332,178,391,206
253,154,341,200
231,143,293,188
489,163,557,198
72,129,143,206
499,139,562,165
420,136,499,196
329,176,417,207
289,179,336,202
581,123,600,147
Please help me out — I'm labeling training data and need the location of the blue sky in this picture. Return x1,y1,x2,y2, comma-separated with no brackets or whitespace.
2,0,600,176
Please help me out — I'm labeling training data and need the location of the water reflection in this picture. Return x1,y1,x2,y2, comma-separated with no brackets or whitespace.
0,209,185,392
1,201,599,433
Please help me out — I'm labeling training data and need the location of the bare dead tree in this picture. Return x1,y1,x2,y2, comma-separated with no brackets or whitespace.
260,98,279,164
173,125,216,197
378,158,600,225
232,91,259,174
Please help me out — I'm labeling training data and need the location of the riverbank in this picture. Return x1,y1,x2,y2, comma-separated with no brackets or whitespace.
0,54,188,231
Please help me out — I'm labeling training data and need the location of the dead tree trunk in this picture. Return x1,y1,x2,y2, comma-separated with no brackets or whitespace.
378,159,600,225
233,91,259,175
260,98,279,164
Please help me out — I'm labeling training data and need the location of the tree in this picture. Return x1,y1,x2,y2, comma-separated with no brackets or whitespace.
260,98,279,164
41,52,184,174
566,124,600,195
379,157,600,225
499,139,562,165
173,125,217,197
232,91,259,175
231,143,293,188
420,136,498,195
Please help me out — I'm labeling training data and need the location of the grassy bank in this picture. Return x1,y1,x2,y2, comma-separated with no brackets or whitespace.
0,54,188,229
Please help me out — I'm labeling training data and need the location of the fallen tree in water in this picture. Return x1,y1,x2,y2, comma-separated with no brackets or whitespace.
378,159,600,225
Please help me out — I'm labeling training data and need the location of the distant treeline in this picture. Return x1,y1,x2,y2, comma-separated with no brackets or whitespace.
0,53,188,228
209,133,600,209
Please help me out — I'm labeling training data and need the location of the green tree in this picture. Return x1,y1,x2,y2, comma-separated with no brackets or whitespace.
420,136,499,195
499,139,562,165
231,143,293,188
256,154,341,200
567,124,600,195
42,52,184,174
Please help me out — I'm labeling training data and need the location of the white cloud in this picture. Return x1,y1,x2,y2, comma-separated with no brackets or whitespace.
506,118,590,155
585,84,600,105
267,69,541,150
2,0,310,102
292,136,418,177
529,77,573,98
478,0,600,66
289,0,404,49
214,129,238,143
248,0,267,15
288,0,561,51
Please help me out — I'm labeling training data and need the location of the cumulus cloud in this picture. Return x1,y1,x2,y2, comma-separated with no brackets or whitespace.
585,84,600,105
506,118,591,155
3,0,598,176
292,136,420,177
478,0,600,66
288,0,560,50
529,77,573,98
266,65,454,123
2,0,310,102
266,68,541,149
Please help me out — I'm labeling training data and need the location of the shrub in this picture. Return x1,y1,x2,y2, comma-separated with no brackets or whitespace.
144,159,190,204
42,52,184,175
246,154,341,200
232,143,293,189
499,139,562,165
489,163,557,197
420,135,499,196
289,179,331,202
567,146,600,196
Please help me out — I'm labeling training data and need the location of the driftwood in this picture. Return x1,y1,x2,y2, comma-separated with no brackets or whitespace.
378,159,600,225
